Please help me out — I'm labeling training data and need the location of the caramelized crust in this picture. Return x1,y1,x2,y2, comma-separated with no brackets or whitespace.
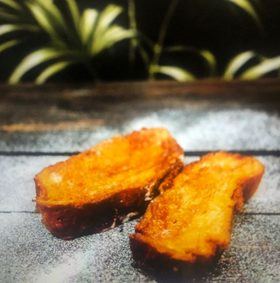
35,128,183,239
130,152,264,266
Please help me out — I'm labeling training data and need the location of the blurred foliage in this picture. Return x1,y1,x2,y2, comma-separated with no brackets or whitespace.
0,0,279,83
0,0,133,83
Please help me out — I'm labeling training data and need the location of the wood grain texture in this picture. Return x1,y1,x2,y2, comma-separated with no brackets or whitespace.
0,97,279,152
0,82,279,282
1,80,280,100
0,214,279,282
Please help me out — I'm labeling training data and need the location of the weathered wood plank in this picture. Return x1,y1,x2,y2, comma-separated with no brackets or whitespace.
1,80,280,100
0,97,279,151
0,214,279,282
0,155,278,213
0,83,279,282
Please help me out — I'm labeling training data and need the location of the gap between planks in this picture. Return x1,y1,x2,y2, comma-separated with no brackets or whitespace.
0,150,280,157
0,211,279,216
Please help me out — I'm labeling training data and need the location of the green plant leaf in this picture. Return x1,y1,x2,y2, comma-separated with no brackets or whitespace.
199,50,217,76
0,39,19,53
151,65,195,82
127,0,138,64
80,9,98,45
0,24,38,36
92,26,133,55
66,0,80,30
0,10,18,20
35,0,53,5
0,24,21,36
163,46,217,76
26,2,59,39
35,61,72,84
26,1,68,46
228,0,261,27
35,0,66,31
240,56,280,79
94,5,123,40
0,0,21,11
9,48,65,84
164,45,195,53
223,51,257,80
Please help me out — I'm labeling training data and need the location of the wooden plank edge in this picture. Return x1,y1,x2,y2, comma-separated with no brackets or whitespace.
0,79,280,101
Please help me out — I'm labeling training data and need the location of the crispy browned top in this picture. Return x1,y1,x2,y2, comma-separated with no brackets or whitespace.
35,128,183,207
132,152,264,263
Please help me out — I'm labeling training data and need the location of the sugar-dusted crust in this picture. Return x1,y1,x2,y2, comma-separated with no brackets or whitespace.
130,152,265,267
35,128,183,239
35,161,183,239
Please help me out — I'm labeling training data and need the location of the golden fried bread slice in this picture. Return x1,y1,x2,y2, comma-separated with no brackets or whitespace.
130,152,264,266
35,128,183,239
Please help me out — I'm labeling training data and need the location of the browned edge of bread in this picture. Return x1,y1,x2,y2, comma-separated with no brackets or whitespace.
130,231,223,278
129,153,264,270
35,160,183,240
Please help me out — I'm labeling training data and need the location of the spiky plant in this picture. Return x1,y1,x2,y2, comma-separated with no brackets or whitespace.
127,0,262,81
223,51,280,80
0,0,40,53
1,0,275,83
0,0,133,84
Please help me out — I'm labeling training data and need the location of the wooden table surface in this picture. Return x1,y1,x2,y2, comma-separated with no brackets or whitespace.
0,81,279,282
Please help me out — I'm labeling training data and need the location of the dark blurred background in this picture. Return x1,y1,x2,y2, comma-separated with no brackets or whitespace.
0,0,279,82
